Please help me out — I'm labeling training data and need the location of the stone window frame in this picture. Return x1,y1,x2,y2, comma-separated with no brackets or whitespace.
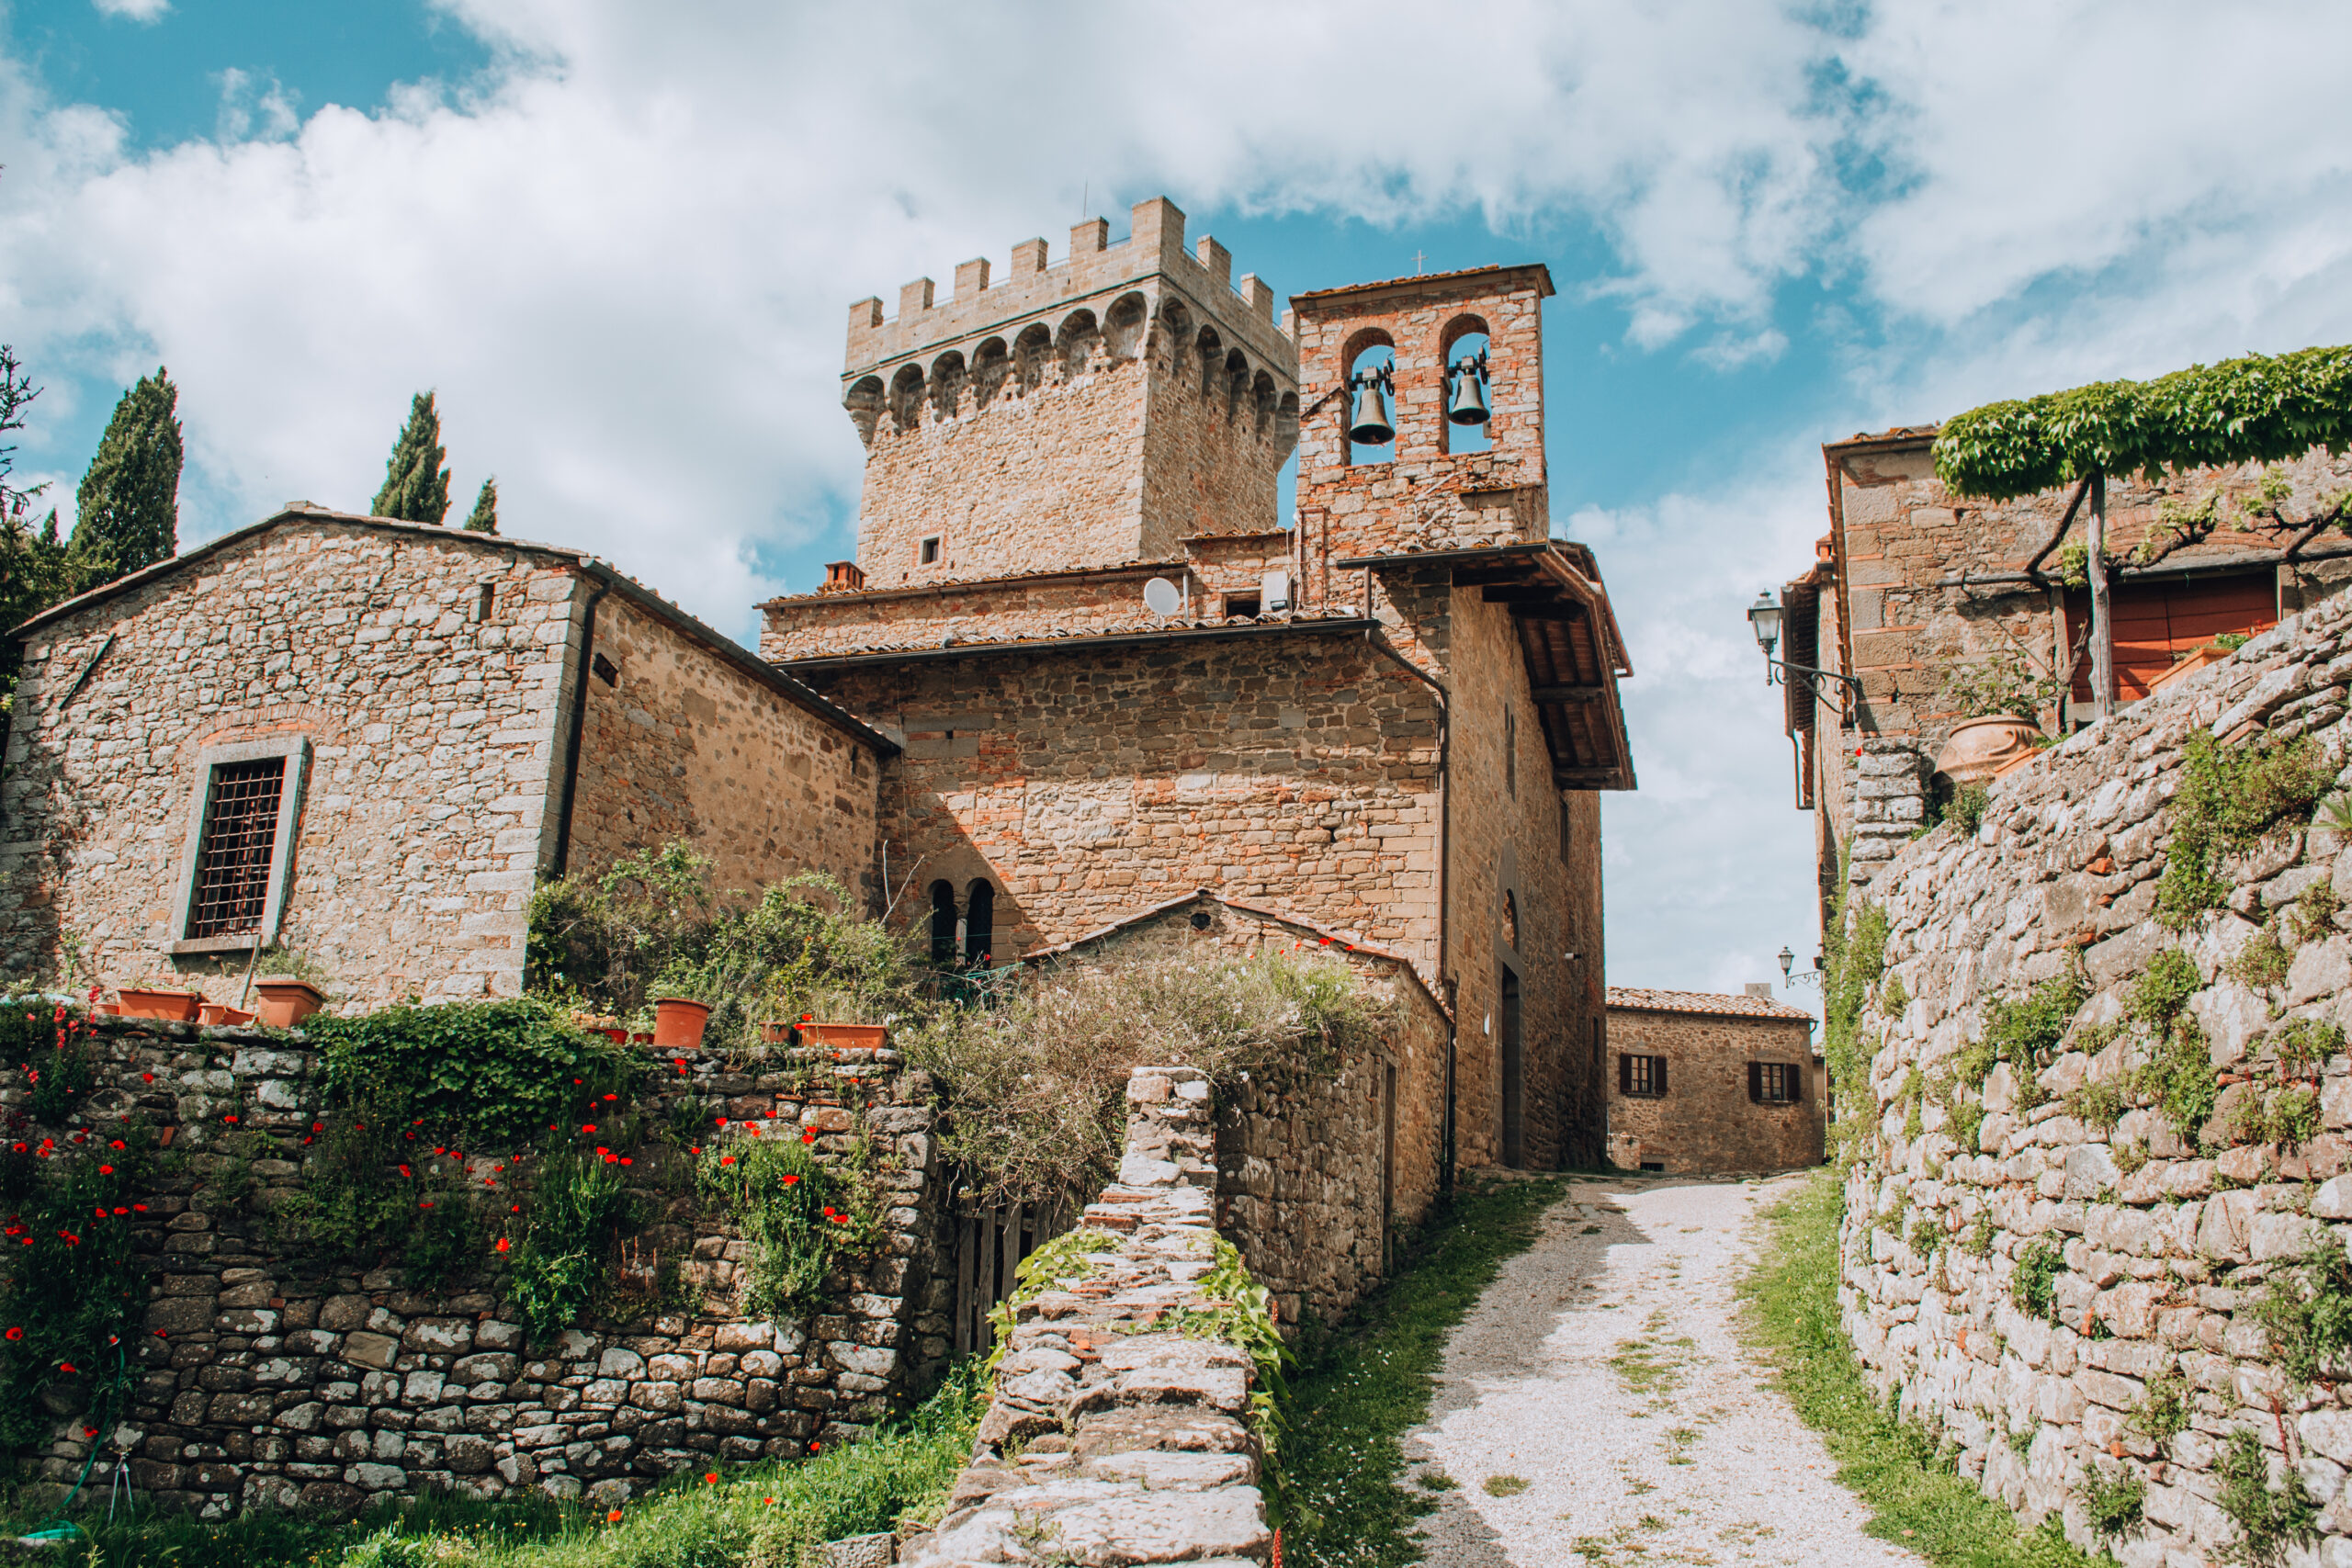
1749,1060,1804,1105
919,535,943,567
168,735,311,955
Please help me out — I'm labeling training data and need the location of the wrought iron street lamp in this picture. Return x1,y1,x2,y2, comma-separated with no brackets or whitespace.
1747,591,1863,721
1779,943,1824,988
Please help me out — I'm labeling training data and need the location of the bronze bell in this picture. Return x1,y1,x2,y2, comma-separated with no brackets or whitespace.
1347,371,1396,446
1447,354,1490,425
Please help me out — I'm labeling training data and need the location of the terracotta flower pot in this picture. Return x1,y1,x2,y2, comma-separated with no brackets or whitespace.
252,979,325,1029
802,1021,888,1051
760,1021,800,1045
91,1003,120,1018
2146,643,2234,694
198,1003,256,1028
1934,716,2042,784
117,987,201,1022
652,998,711,1049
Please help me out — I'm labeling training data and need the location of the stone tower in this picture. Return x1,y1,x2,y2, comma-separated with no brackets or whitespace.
841,197,1300,586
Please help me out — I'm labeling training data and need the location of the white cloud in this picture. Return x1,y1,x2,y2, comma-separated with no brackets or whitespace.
8,0,2352,990
91,0,169,22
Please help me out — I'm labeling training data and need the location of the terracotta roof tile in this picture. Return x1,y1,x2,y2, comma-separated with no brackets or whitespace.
1607,986,1816,1022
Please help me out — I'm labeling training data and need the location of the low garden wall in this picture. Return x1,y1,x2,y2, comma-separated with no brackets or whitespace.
1838,585,2352,1563
4,1012,955,1520
904,1066,1274,1567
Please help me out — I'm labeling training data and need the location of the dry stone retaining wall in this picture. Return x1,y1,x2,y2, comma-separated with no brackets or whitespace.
10,1016,954,1520
1838,585,2352,1565
904,1066,1272,1568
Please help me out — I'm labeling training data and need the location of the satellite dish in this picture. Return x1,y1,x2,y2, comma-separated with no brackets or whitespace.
1142,577,1182,617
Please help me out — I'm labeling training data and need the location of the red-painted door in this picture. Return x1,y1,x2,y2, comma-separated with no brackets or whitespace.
2066,573,2275,703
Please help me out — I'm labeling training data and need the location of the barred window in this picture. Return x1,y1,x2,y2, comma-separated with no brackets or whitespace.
1619,1054,1667,1098
1750,1062,1802,1104
187,759,286,938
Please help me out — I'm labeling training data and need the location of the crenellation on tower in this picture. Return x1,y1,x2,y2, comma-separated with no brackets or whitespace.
837,196,1302,587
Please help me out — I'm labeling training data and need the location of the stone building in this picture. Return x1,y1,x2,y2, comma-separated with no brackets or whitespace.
764,197,1637,1183
1776,425,2352,927
0,509,892,1009
1603,985,1822,1175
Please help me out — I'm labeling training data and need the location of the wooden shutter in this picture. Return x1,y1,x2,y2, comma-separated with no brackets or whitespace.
1788,1063,1804,1101
1748,1061,1763,1102
1654,1057,1666,1096
1619,1053,1632,1094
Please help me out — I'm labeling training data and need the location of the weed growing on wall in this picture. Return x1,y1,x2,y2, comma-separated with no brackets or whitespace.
504,1141,632,1346
2228,921,2293,989
697,1131,880,1317
2272,1017,2345,1073
2079,1462,2144,1546
2252,1243,2352,1389
2130,1365,2192,1445
2011,1237,2064,1322
1822,890,1888,1100
1956,972,2087,1089
307,998,636,1145
2133,1018,2220,1141
2156,730,2332,931
2215,1427,2318,1566
5,998,99,1123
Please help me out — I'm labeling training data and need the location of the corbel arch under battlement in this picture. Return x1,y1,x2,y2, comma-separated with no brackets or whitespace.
1104,292,1148,364
844,376,885,447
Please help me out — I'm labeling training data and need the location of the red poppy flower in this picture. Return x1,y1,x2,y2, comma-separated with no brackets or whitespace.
808,1441,820,1453
153,1329,166,1338
3,1327,18,1341
582,1124,596,1134
312,1122,324,1133
108,1139,123,1150
141,1073,153,1083
97,1166,112,1175
690,1145,701,1155
607,1509,623,1523
619,1156,633,1166
748,1126,761,1137
715,1117,727,1127
60,1361,75,1373
111,1207,127,1216
705,1472,718,1484
510,1204,521,1213
801,1131,815,1145
132,1204,147,1213
603,1093,617,1101
719,1155,736,1167
420,1201,435,1210
782,1174,799,1186
222,1114,238,1123
400,1165,412,1178
495,1238,511,1253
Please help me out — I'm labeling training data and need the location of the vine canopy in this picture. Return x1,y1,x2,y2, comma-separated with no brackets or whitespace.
1931,344,2352,502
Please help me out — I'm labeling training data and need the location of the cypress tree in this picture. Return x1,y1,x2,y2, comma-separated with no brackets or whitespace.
463,476,499,534
372,391,451,524
72,367,182,582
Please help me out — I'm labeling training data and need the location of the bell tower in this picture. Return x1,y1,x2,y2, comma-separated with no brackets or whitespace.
1288,265,1554,592
840,197,1300,587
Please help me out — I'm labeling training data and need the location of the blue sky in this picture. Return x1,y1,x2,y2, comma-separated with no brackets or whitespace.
7,0,2352,1004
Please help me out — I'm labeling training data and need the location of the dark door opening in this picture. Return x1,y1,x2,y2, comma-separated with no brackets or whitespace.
1499,966,1524,1168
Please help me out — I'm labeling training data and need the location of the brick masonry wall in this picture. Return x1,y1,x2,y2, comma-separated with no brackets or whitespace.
563,592,883,904
1293,269,1550,584
9,1017,953,1520
799,632,1445,969
0,523,574,1008
1603,1008,1823,1175
1837,585,2352,1561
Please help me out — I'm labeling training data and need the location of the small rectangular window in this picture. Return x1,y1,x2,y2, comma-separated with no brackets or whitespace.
1638,1161,1665,1172
1619,1054,1667,1098
1225,592,1261,619
920,536,942,565
187,759,286,938
475,581,495,622
1750,1062,1802,1103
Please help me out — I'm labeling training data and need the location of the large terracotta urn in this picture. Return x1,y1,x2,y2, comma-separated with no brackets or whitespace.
1935,716,2042,784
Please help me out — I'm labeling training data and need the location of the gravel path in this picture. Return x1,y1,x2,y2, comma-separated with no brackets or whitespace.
1407,1173,1921,1568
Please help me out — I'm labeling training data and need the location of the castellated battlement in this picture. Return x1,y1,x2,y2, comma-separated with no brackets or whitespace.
838,197,1303,588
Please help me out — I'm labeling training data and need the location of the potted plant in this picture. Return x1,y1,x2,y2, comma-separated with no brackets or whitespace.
794,988,890,1051
198,1002,256,1028
252,978,326,1029
650,996,712,1050
116,982,202,1021
1933,652,2056,783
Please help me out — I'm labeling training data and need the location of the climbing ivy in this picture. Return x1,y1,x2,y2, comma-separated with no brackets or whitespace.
306,997,636,1145
1822,885,1888,1106
1932,344,2352,501
2011,1236,2064,1323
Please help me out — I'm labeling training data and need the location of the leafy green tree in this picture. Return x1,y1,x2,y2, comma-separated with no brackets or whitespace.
372,390,451,524
463,475,498,534
71,367,182,582
0,347,74,711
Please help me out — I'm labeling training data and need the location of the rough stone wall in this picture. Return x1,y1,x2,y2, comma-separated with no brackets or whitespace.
1836,586,2352,1562
1602,1006,1822,1174
12,1017,953,1520
902,1066,1273,1568
563,592,883,903
0,522,573,1007
1439,581,1608,1171
761,565,1185,661
798,632,1444,970
1293,268,1550,586
842,197,1297,587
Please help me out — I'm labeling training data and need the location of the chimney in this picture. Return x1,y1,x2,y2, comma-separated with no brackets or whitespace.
1745,983,1772,999
822,561,867,592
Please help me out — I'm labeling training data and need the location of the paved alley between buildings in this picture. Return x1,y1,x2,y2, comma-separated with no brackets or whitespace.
1408,1175,1920,1568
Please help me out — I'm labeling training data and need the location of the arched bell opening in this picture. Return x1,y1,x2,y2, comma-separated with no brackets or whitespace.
1441,318,1493,455
1343,335,1397,465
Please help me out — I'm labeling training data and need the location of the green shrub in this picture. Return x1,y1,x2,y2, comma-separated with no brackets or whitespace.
2157,729,2332,931
1975,972,2089,1083
503,1140,632,1347
2271,1016,2344,1073
2290,881,2341,945
2134,1018,2220,1139
697,1131,880,1318
307,997,635,1148
2065,1080,2123,1133
2267,1085,2321,1147
2229,922,2292,989
2130,1364,2192,1444
2129,949,2202,1027
2253,1243,2352,1389
1962,1211,1996,1258
1823,890,1888,1102
1950,783,1991,837
2215,1427,2318,1566
2012,1236,2064,1322
2080,1462,2144,1544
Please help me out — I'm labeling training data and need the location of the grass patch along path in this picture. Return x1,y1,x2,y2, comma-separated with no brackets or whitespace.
1738,1168,2104,1568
